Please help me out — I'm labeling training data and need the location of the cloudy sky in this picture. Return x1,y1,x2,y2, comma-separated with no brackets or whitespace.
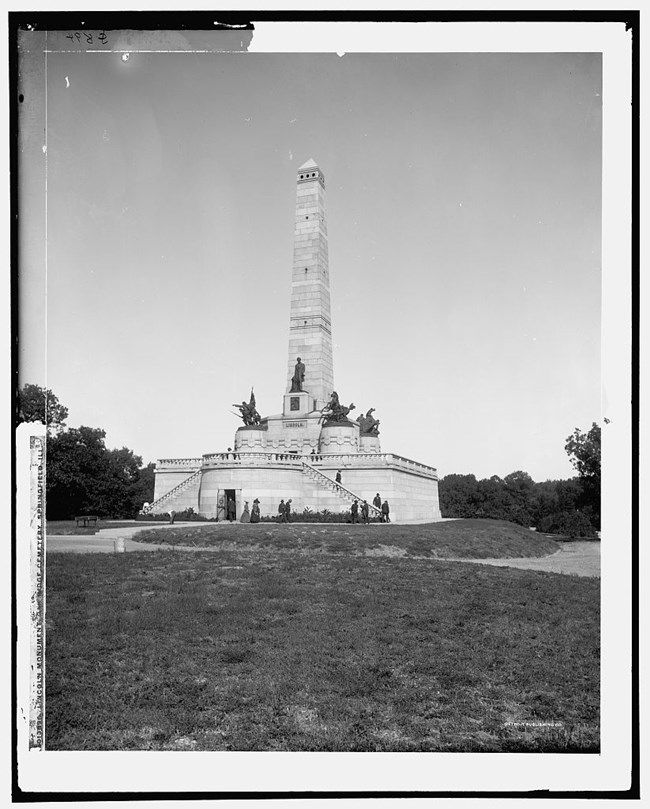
19,26,605,481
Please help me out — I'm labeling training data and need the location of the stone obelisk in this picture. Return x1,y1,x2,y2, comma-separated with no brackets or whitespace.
285,159,334,413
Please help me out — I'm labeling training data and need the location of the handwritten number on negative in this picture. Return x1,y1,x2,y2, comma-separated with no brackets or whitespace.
65,31,110,47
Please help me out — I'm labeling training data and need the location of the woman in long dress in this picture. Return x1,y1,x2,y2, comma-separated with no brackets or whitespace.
250,499,261,523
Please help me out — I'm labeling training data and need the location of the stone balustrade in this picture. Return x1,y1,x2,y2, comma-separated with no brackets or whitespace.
156,458,203,469
174,451,439,478
202,452,305,467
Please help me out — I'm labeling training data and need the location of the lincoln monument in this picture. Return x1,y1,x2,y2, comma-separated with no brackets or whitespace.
147,159,442,523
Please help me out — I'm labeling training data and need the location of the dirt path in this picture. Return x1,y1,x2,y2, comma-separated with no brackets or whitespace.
441,541,600,578
46,522,213,553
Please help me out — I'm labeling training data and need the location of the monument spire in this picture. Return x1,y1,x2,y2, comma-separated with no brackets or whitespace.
286,158,334,410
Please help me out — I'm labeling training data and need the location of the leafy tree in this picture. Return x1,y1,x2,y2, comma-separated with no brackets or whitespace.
131,462,156,511
537,510,597,538
475,476,516,521
46,426,146,520
565,423,601,483
46,426,108,519
555,478,582,512
438,474,481,518
565,423,601,530
503,470,535,491
440,471,589,531
18,383,68,431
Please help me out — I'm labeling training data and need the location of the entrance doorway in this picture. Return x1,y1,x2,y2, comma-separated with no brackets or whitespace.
224,489,236,522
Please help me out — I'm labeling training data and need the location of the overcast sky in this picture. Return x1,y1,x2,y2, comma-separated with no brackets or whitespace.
21,35,603,481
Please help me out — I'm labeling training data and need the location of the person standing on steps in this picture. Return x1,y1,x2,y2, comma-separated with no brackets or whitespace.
373,493,382,512
381,500,390,523
335,470,342,484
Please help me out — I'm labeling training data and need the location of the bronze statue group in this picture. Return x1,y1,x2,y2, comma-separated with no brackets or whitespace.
233,360,380,436
226,358,388,524
232,389,262,427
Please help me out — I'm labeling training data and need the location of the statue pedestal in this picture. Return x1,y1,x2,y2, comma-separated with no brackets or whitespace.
319,421,359,454
283,391,317,417
359,433,381,453
234,425,268,451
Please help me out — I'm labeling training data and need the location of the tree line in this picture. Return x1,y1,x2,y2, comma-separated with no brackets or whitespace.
439,423,601,536
18,384,155,520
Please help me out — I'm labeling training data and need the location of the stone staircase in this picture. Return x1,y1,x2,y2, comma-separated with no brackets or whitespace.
301,462,382,517
142,469,202,514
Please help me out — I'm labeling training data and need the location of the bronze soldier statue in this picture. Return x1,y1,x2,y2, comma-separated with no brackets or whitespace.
232,389,261,426
320,391,356,424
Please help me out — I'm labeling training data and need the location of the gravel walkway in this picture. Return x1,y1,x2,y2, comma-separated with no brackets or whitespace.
46,522,210,554
441,541,600,578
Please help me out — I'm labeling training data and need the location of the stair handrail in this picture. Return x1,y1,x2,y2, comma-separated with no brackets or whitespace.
301,462,382,516
143,468,202,513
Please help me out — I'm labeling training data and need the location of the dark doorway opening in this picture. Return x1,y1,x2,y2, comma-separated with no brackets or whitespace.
225,489,236,522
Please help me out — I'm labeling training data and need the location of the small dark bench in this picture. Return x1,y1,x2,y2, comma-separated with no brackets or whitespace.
75,515,99,528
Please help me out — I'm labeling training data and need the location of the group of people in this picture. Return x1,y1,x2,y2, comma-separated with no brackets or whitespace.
350,493,390,523
350,499,370,524
373,493,391,522
277,498,293,522
222,492,390,524
235,498,261,523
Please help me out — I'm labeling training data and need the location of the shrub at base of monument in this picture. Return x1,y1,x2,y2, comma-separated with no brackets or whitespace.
261,507,367,524
131,519,560,559
45,548,599,752
136,508,210,523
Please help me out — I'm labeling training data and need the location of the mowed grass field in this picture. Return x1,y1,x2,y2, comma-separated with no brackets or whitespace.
130,519,561,559
45,521,599,752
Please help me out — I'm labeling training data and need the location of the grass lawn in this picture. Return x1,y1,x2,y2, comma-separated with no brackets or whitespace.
131,519,561,559
46,535,599,751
